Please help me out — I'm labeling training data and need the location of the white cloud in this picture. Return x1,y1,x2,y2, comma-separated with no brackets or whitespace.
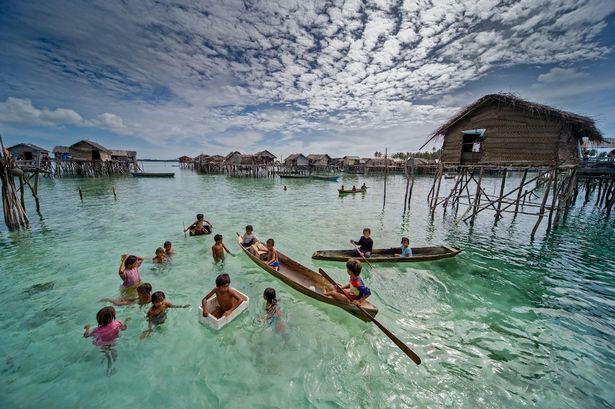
0,97,82,126
537,67,588,83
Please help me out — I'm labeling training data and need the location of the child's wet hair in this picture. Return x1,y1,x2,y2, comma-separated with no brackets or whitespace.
197,213,204,220
124,255,138,267
363,227,371,234
264,287,277,305
96,306,116,326
151,291,166,304
214,234,223,242
216,273,231,287
401,237,409,244
267,238,275,246
346,258,362,276
155,247,165,254
164,241,171,247
137,283,152,294
246,225,253,232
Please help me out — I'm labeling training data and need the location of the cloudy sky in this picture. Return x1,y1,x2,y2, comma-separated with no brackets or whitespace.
1,0,614,159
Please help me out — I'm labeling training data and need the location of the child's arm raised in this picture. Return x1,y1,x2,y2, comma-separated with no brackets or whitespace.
118,254,127,274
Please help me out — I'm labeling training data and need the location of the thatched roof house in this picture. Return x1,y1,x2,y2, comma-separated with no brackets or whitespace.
424,94,603,166
255,150,276,164
307,154,331,166
69,140,112,161
284,153,309,167
8,143,49,162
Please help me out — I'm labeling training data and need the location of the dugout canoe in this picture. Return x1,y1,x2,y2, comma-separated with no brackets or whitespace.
131,172,175,178
236,233,378,321
312,245,463,262
338,188,367,194
311,175,339,182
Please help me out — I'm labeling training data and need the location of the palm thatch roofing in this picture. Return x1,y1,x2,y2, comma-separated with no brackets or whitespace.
70,140,112,154
421,93,603,149
8,143,49,153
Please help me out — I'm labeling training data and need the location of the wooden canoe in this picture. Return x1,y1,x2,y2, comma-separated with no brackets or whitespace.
338,188,367,194
131,172,175,178
311,175,339,182
312,245,463,262
236,234,378,321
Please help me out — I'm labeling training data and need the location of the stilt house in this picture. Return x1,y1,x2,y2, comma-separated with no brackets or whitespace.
69,140,112,161
425,94,603,167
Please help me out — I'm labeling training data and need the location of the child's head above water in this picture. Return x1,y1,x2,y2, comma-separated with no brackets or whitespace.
245,225,253,233
215,273,231,288
124,255,138,268
346,258,362,276
151,291,166,305
137,283,152,295
214,234,223,243
96,306,116,326
164,241,172,249
401,237,409,246
155,247,165,256
264,287,277,305
196,213,204,221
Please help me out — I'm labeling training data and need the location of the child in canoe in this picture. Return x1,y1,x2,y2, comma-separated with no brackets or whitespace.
185,214,212,236
212,234,234,263
101,282,153,306
241,225,257,247
201,274,245,319
400,237,413,257
350,228,373,258
153,247,168,263
118,254,144,289
265,238,279,271
141,291,190,338
324,259,371,305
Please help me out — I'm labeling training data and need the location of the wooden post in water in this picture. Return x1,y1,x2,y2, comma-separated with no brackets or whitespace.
469,166,484,225
546,167,559,234
531,169,554,238
430,164,443,218
382,148,388,210
78,187,83,201
495,168,508,220
403,160,410,213
112,186,117,200
513,169,528,217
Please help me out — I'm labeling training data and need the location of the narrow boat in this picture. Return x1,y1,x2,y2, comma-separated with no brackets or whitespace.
311,175,339,182
198,290,250,330
312,245,463,262
278,173,310,179
131,172,175,178
236,234,378,321
338,188,367,194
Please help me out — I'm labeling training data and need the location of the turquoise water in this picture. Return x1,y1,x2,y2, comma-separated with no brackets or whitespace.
1,164,613,408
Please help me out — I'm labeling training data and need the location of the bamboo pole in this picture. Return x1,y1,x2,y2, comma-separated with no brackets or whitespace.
382,148,388,210
495,169,508,219
546,167,559,234
513,169,528,217
531,169,554,238
469,167,484,225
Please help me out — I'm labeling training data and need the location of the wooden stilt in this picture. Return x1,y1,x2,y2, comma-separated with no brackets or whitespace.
469,167,484,225
78,187,83,201
431,164,443,217
383,148,388,210
531,170,554,238
495,169,508,219
546,167,559,234
513,169,528,217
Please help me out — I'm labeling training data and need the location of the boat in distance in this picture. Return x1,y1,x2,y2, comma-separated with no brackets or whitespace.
236,234,378,321
131,172,175,178
312,246,463,262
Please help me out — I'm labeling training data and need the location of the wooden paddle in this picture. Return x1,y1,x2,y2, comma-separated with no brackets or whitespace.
318,267,422,365
183,222,187,238
352,242,375,269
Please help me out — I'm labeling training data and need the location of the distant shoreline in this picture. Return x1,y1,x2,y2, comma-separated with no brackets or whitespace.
139,159,179,162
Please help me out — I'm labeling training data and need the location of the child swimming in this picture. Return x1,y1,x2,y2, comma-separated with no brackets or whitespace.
263,287,285,333
142,291,190,338
212,234,234,263
118,254,144,289
201,274,245,319
163,241,174,256
152,247,168,263
101,282,153,306
83,306,129,375
323,259,371,305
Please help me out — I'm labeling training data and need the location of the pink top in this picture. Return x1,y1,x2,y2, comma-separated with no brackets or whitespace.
90,320,125,346
120,267,141,288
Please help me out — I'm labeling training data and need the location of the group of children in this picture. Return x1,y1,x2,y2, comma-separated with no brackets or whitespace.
351,227,413,258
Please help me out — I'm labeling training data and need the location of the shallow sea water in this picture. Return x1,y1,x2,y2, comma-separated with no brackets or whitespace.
0,164,613,408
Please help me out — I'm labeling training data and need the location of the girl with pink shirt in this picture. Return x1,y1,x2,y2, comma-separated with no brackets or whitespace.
83,306,130,375
118,254,144,289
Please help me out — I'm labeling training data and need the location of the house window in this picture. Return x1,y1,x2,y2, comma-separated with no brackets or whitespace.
24,152,33,160
92,150,101,160
461,129,486,153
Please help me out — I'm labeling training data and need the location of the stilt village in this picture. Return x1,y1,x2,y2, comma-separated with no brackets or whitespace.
2,94,614,234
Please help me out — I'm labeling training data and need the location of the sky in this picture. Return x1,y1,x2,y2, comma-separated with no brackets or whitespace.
0,0,614,159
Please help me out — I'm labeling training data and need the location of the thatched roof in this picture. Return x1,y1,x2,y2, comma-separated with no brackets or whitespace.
422,93,603,149
70,140,112,153
307,154,331,161
53,145,70,153
285,153,307,161
255,150,276,159
8,143,48,153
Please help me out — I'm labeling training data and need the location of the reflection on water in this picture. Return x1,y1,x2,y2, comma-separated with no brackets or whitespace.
0,164,613,408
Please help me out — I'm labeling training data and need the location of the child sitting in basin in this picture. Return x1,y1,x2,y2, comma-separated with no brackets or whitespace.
185,213,212,236
323,259,371,305
201,273,245,319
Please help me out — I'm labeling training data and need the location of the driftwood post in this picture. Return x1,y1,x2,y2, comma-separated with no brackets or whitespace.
382,148,388,210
